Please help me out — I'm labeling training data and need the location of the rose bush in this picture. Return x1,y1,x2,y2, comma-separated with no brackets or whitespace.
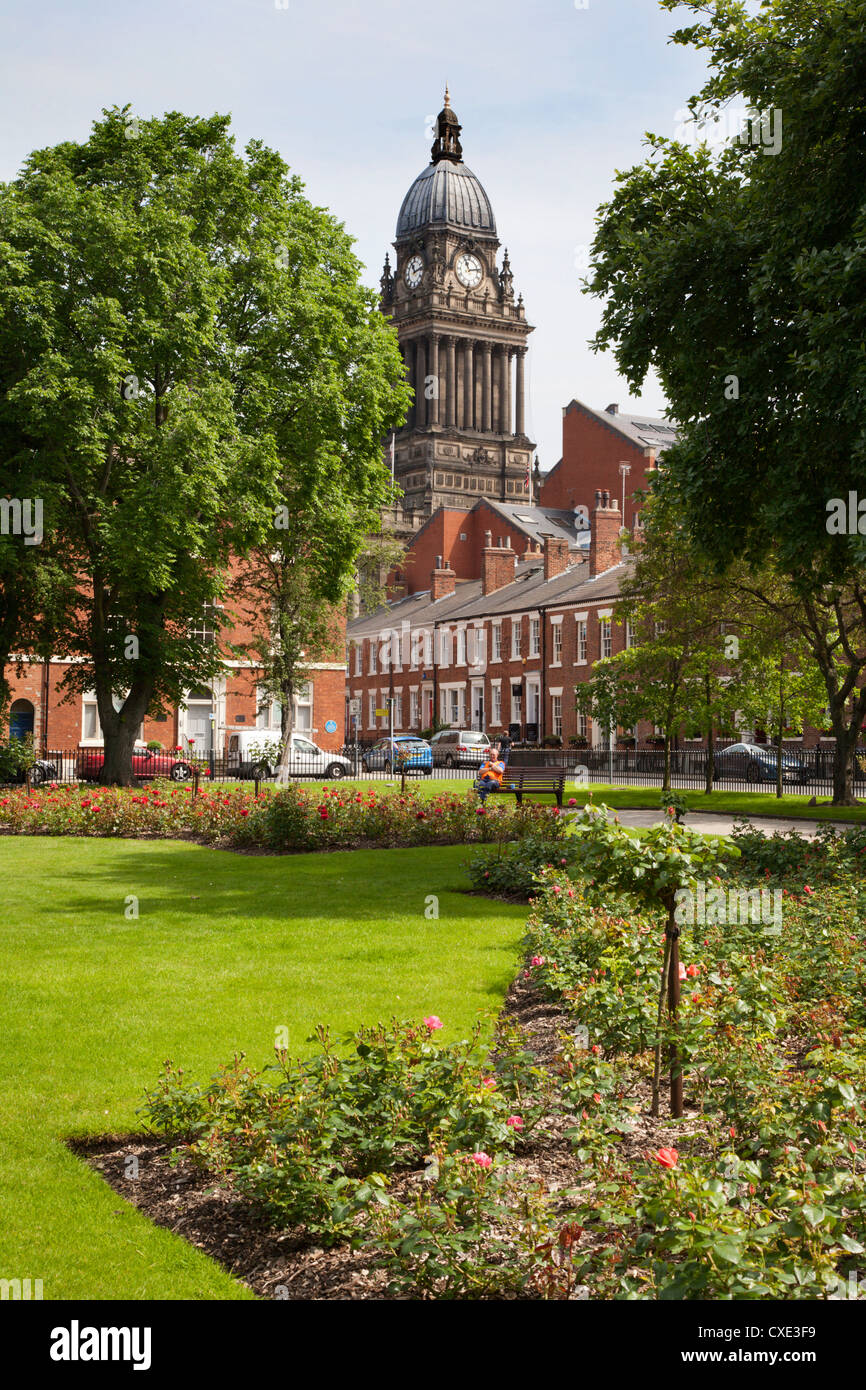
0,781,557,851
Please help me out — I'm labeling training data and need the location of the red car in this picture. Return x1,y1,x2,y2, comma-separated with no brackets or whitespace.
76,746,194,783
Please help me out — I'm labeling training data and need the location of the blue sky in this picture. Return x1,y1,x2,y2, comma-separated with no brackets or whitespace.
0,0,708,468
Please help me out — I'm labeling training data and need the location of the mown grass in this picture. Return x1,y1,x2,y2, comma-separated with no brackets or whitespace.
0,837,524,1300
559,785,866,822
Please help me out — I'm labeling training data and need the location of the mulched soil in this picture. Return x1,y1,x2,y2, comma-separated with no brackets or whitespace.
69,972,695,1301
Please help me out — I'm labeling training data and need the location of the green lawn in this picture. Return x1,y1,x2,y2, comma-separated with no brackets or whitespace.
559,785,866,823
0,837,524,1300
257,777,865,821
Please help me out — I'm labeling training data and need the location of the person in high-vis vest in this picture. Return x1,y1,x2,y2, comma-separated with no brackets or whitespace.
475,746,505,803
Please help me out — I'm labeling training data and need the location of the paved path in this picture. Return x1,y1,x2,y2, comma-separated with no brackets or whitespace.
605,809,823,838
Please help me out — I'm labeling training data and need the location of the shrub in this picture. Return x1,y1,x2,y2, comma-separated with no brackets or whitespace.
142,1019,540,1243
466,820,572,898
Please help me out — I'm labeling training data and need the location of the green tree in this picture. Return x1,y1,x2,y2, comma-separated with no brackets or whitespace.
588,0,866,802
0,107,407,782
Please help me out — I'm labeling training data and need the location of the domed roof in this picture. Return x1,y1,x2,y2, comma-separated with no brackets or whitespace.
396,160,497,239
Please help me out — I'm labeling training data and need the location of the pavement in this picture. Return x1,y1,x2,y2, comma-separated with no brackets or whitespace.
602,808,823,838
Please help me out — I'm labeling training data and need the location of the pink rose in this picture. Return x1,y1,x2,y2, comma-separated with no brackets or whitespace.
423,1016,443,1031
470,1152,492,1168
506,1115,524,1130
654,1148,678,1169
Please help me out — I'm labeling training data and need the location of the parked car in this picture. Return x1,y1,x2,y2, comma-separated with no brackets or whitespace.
0,756,58,786
429,730,491,768
713,742,810,785
226,729,352,780
362,735,433,776
76,745,194,783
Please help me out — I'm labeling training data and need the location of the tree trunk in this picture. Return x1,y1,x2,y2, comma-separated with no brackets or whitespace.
651,932,672,1118
97,684,153,785
275,677,296,784
775,661,784,798
831,722,859,806
666,899,683,1118
663,732,671,791
704,673,715,795
828,695,861,806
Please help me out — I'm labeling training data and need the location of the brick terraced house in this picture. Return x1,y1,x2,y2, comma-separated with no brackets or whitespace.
347,492,638,747
4,572,348,760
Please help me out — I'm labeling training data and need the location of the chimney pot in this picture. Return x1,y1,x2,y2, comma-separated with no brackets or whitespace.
430,558,456,600
590,490,623,578
481,544,517,596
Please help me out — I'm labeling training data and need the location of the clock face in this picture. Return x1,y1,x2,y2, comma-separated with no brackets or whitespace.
455,252,483,288
404,255,424,289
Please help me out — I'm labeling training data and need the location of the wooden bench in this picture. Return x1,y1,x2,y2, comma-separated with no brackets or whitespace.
480,765,567,806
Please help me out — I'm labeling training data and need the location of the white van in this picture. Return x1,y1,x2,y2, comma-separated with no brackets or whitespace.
226,730,352,781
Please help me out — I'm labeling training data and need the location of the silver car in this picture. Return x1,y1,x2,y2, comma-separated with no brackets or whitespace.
429,730,491,768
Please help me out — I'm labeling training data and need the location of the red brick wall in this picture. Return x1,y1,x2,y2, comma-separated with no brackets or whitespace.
3,580,348,755
540,403,653,531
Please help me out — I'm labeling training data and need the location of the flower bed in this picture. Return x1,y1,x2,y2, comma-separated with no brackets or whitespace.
514,863,866,1297
0,781,555,852
135,820,866,1299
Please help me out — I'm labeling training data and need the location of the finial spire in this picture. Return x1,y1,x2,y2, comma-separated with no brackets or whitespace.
431,87,463,164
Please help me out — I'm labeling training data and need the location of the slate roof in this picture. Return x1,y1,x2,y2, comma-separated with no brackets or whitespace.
347,555,634,640
564,398,679,457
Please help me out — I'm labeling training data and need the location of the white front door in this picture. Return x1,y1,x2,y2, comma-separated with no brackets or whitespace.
186,702,213,753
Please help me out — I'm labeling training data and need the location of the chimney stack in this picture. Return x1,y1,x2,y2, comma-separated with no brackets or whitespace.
589,491,621,577
482,540,517,596
430,557,457,600
544,535,570,581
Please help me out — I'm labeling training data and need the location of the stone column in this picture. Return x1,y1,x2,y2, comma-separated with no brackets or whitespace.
503,348,513,436
482,343,492,432
445,337,456,428
515,347,526,436
464,341,475,429
415,337,426,429
429,334,440,426
404,342,414,429
497,347,508,433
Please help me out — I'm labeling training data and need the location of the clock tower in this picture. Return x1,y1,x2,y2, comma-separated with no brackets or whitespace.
380,89,535,519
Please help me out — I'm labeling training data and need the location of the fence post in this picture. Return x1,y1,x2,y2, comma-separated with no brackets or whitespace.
254,774,260,798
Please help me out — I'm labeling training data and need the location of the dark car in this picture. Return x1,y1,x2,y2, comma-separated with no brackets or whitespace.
713,742,809,785
76,746,193,783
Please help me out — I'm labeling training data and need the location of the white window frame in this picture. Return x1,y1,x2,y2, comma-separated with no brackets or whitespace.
491,680,502,726
551,619,563,666
492,621,502,662
551,693,562,738
575,613,588,664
